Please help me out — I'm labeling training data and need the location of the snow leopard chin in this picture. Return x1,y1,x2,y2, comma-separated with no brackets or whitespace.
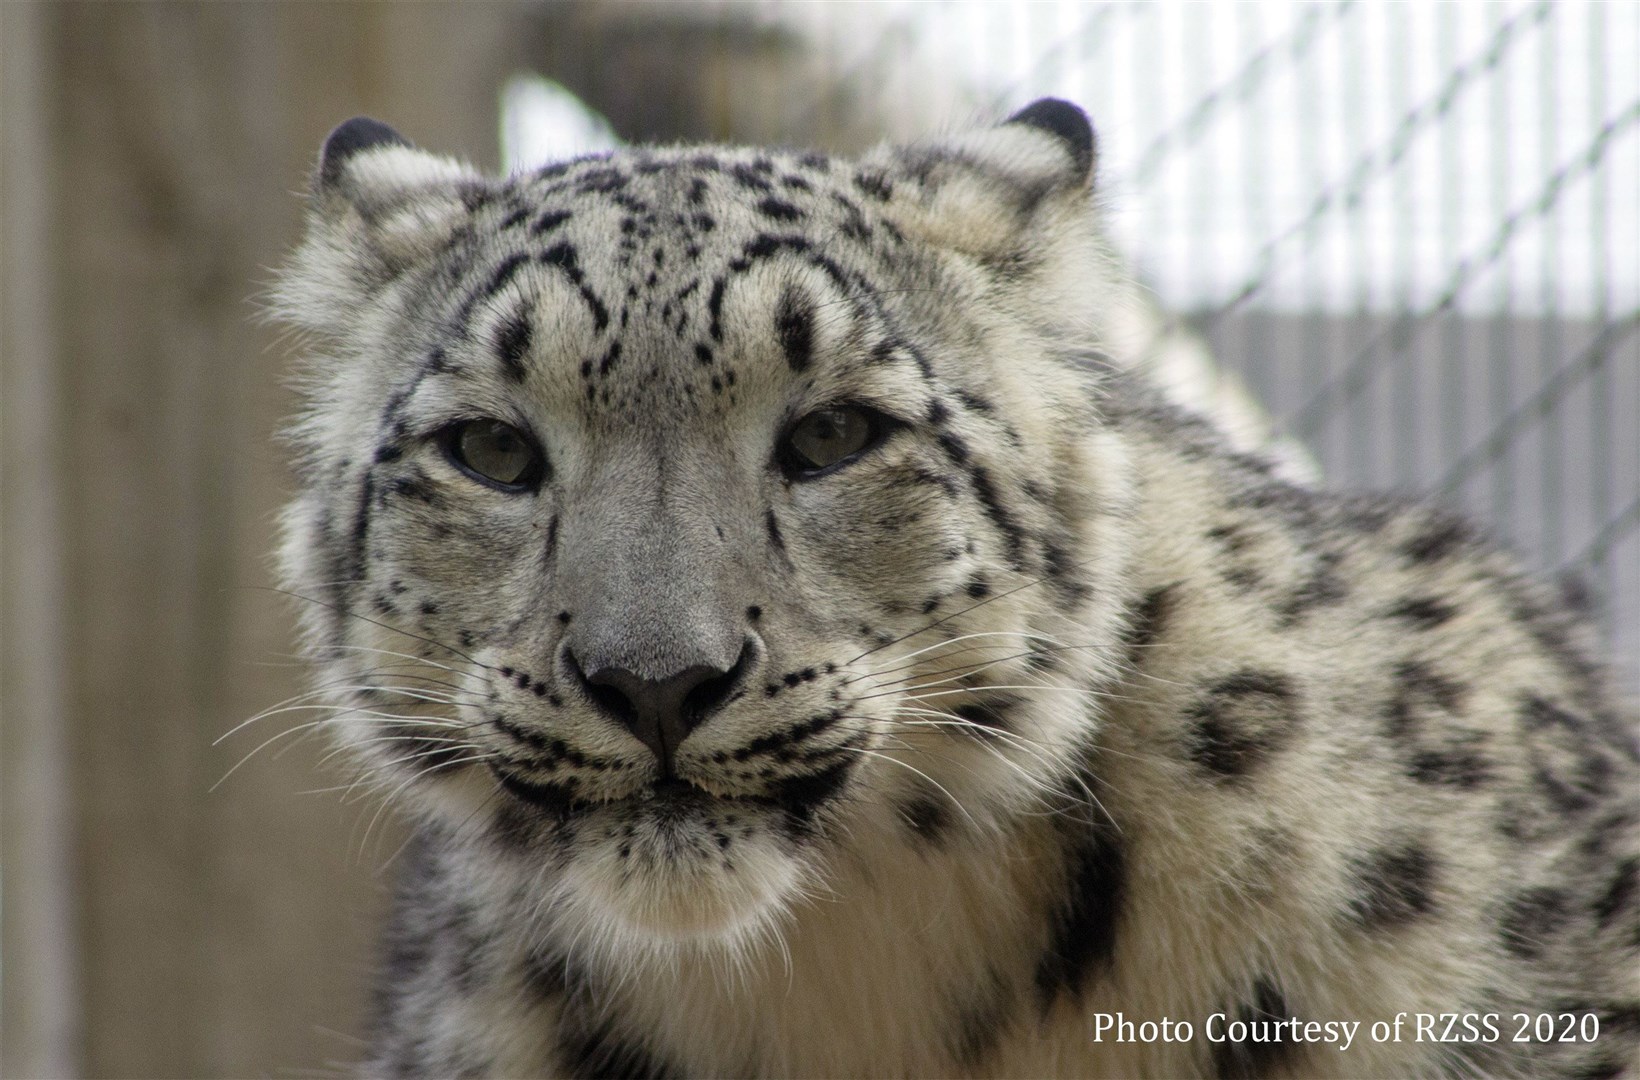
554,805,809,945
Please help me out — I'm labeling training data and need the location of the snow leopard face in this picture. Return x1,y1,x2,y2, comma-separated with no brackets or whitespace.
275,102,1135,946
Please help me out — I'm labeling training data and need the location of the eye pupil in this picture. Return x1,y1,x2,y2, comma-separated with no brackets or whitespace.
448,419,541,489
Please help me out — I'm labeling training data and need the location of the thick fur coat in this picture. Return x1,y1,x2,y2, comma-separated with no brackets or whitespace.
272,101,1640,1077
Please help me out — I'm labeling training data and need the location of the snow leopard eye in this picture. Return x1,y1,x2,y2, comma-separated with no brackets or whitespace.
779,405,890,478
440,419,545,492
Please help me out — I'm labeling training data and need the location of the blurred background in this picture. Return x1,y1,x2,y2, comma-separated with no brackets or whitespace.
2,2,1634,1075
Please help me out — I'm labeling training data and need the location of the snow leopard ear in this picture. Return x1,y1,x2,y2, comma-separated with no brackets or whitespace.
866,99,1111,327
318,117,413,190
288,118,485,313
311,116,479,211
279,119,485,335
871,97,1099,262
1002,98,1097,183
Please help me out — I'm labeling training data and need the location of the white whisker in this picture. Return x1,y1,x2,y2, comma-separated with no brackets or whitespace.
840,630,1072,685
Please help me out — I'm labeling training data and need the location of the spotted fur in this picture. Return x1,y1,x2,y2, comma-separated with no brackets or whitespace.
272,101,1640,1077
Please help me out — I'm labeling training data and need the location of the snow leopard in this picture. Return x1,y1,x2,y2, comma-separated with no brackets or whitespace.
270,100,1639,1078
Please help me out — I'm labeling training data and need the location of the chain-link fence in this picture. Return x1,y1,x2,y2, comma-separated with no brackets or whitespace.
521,0,1638,690
1069,1,1639,690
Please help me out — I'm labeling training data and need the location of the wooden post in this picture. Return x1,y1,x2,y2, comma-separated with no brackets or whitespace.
3,3,80,1075
2,4,524,1074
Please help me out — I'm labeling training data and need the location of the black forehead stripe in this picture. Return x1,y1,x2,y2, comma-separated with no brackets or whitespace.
457,240,614,339
809,251,856,297
538,241,584,281
740,235,858,298
537,242,610,333
707,277,728,342
457,251,531,324
774,287,814,372
742,246,859,309
709,238,832,344
495,312,532,382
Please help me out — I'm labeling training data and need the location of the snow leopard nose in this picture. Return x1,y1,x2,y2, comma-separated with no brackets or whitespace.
568,641,752,770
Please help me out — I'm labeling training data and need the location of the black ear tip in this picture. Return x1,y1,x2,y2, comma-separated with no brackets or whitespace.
319,116,411,187
1004,98,1096,179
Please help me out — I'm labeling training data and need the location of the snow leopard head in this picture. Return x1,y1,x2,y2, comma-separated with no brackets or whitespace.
273,100,1137,950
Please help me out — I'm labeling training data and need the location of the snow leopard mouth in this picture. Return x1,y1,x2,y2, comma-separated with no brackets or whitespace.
493,763,852,832
495,770,714,816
